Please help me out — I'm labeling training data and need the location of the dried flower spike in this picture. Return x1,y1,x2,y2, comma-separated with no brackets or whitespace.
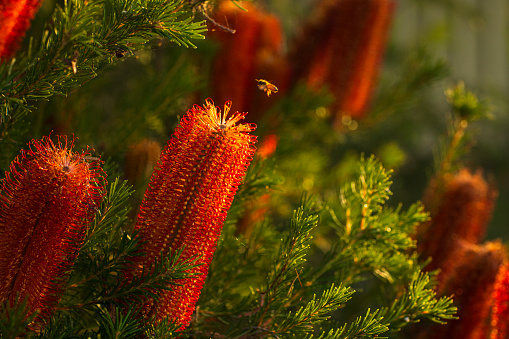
129,99,257,329
124,138,162,188
0,135,106,328
0,0,43,59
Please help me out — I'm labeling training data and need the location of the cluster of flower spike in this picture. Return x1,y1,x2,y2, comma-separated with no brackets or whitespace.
0,136,106,328
0,99,256,332
417,169,509,338
124,99,257,328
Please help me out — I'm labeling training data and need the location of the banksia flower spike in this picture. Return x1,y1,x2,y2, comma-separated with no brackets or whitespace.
289,0,394,121
128,99,257,329
417,169,497,285
0,135,106,328
428,241,506,339
0,0,43,59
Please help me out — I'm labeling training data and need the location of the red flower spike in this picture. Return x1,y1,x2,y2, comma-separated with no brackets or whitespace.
417,169,497,285
128,99,256,329
0,0,43,59
0,135,106,328
124,138,162,188
289,0,395,121
489,261,509,339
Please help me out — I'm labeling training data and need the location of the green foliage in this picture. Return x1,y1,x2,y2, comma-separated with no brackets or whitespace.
379,271,456,331
370,48,449,124
144,317,181,339
312,156,427,287
36,45,203,162
97,308,143,339
234,156,284,209
0,0,462,337
445,81,492,122
0,298,35,339
315,310,388,339
184,157,455,338
275,284,355,335
256,49,450,224
431,82,492,183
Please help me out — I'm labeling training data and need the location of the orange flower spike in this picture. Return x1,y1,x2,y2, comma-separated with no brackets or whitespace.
418,169,497,278
490,262,509,339
0,136,106,328
131,99,257,329
342,0,394,116
0,0,43,59
290,0,395,120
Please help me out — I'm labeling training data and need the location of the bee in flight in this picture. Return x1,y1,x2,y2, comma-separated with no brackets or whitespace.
256,79,278,97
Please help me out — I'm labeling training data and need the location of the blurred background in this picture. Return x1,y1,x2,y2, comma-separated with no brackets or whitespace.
382,0,509,241
25,0,509,240
263,0,509,238
263,0,509,241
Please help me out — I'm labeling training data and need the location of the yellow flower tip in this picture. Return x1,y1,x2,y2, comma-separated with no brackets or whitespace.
201,98,254,134
31,135,94,177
